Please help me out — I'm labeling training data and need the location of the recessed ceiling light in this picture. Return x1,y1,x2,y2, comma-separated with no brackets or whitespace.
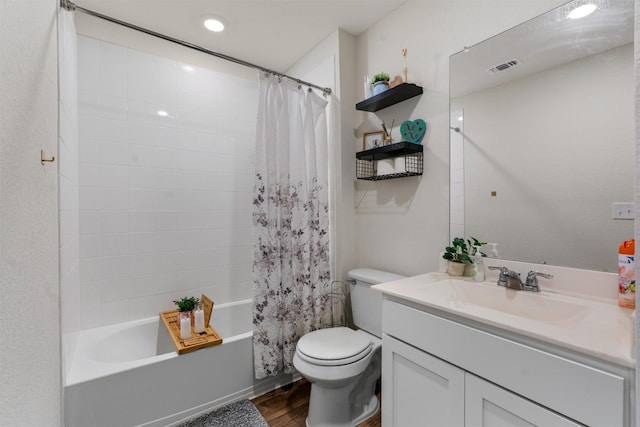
157,110,169,117
203,16,225,32
568,4,597,19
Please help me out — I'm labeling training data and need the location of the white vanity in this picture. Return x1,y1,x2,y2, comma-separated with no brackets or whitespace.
373,261,635,426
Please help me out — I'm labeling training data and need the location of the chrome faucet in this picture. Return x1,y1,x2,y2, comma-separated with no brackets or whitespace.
488,266,523,290
524,271,553,292
488,266,553,292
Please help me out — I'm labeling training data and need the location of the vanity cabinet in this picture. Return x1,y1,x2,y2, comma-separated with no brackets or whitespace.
381,298,633,427
383,335,580,427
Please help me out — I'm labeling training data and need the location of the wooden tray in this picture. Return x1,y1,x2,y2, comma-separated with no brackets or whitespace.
160,295,222,354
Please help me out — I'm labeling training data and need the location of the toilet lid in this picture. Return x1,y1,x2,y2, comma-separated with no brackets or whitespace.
296,327,372,366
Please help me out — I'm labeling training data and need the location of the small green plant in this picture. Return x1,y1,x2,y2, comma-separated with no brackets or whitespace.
371,73,390,84
443,236,487,263
443,237,471,263
173,296,200,312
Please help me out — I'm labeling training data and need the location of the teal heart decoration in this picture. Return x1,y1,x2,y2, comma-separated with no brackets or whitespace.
400,119,427,144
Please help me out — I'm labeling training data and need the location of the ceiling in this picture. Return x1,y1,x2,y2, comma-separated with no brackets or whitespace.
73,0,407,72
450,0,634,97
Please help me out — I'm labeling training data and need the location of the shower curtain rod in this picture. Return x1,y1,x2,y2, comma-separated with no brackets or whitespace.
60,0,332,96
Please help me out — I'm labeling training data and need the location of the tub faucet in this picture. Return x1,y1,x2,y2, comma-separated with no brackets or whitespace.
488,267,553,292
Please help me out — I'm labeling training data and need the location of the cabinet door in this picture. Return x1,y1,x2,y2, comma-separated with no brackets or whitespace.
382,334,465,427
465,374,581,427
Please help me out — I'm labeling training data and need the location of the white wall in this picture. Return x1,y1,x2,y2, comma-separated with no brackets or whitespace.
75,36,257,328
353,0,567,277
0,0,61,425
335,30,360,282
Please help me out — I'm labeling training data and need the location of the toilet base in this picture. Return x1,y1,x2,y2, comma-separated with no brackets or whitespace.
303,347,381,427
350,395,379,426
305,386,379,427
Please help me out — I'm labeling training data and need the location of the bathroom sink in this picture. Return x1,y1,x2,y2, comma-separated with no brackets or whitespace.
419,279,589,324
372,271,634,367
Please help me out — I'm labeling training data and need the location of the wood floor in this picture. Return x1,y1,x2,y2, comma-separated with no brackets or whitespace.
252,379,381,427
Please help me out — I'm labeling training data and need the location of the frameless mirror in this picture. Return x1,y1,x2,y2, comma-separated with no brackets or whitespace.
450,0,634,272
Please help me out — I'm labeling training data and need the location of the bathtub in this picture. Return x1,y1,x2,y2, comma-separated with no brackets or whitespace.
64,299,298,427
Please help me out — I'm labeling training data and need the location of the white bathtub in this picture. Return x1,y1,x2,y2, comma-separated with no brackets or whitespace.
64,299,298,427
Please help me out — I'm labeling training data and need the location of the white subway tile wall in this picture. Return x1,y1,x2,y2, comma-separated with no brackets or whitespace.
77,36,258,328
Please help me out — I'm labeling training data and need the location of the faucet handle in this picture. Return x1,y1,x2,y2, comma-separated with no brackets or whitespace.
524,271,553,292
527,271,553,280
488,266,520,277
488,266,511,287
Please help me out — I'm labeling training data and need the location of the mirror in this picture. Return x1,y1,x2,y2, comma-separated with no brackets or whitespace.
450,0,634,272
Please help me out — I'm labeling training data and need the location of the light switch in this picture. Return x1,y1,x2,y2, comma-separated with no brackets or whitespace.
612,202,634,220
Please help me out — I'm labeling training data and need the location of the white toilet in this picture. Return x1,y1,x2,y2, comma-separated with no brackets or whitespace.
293,268,405,427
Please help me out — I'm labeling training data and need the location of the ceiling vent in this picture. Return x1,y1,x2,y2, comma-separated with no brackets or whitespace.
486,59,521,74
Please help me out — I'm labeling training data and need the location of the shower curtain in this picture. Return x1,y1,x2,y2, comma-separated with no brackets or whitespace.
252,74,331,379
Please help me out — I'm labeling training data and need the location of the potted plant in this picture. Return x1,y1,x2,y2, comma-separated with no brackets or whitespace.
173,296,200,312
442,237,472,276
371,72,390,96
173,296,200,339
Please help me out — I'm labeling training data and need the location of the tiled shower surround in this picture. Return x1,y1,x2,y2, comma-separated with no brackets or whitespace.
77,36,258,328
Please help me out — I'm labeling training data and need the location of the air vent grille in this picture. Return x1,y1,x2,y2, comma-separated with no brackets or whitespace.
486,59,521,74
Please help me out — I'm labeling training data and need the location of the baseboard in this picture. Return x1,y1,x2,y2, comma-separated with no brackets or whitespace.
152,372,302,427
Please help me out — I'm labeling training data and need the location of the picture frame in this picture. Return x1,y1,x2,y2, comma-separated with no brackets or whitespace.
363,131,385,151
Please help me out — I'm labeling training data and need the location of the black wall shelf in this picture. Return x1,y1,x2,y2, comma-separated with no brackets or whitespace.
356,141,423,160
356,142,423,180
355,83,423,112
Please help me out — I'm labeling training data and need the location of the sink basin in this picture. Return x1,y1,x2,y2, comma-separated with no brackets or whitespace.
372,271,634,367
417,279,589,325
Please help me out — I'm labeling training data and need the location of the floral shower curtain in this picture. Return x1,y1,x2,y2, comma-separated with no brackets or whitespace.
252,74,331,379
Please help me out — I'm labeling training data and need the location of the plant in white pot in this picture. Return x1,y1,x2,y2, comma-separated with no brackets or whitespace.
371,72,390,96
173,296,200,339
442,237,472,276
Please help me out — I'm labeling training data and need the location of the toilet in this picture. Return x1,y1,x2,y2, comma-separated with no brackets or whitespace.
293,268,405,427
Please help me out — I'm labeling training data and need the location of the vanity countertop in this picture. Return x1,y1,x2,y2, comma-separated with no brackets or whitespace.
373,272,635,368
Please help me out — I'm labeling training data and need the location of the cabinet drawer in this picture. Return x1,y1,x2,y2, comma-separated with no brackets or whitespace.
465,373,582,427
382,334,465,427
383,299,626,426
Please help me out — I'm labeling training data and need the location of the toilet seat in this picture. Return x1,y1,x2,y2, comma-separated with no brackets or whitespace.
296,327,372,366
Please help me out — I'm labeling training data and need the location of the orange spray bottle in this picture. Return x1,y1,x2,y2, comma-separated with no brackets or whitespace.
618,239,635,309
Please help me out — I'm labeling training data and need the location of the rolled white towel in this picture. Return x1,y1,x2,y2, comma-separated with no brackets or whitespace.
394,157,406,173
377,159,395,176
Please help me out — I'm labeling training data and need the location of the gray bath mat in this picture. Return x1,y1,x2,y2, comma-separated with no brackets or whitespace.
177,399,269,427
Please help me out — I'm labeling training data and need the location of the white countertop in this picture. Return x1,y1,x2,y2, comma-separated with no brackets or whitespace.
373,272,635,368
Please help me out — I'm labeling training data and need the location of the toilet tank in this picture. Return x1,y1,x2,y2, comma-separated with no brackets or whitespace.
347,268,406,337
